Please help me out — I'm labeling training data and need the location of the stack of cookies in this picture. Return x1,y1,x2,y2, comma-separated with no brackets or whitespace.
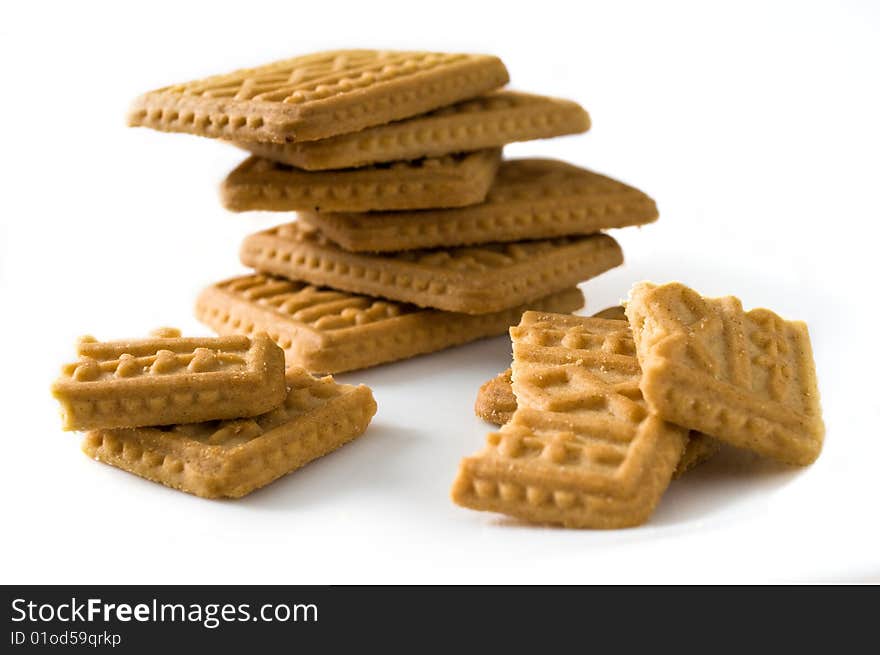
52,329,377,498
128,49,659,373
453,282,825,529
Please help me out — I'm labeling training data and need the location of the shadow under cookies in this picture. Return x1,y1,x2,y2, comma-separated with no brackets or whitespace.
236,421,419,511
477,444,803,536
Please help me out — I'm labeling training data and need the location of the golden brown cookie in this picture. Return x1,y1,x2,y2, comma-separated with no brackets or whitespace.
473,367,720,478
221,150,501,213
234,91,589,169
196,274,584,373
52,330,286,431
472,305,718,479
626,282,824,465
452,313,688,528
473,306,625,424
128,50,509,143
240,221,622,314
298,159,657,252
82,368,376,498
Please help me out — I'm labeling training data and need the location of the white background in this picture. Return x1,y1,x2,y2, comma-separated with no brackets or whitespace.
1,1,878,583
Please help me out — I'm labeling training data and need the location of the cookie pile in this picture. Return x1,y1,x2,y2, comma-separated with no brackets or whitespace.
453,281,824,528
53,50,826,516
51,329,376,497
128,49,659,373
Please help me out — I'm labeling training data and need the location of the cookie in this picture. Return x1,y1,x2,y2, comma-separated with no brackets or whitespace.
221,150,501,213
626,282,824,465
128,50,509,143
470,302,626,425
82,368,376,498
452,313,688,528
473,367,719,478
52,329,286,431
196,274,584,373
471,305,717,478
298,159,657,252
234,91,589,170
240,221,622,314
582,306,722,478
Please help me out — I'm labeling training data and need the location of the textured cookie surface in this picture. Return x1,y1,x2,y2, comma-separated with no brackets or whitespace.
474,367,719,478
240,221,622,314
52,330,286,431
299,159,657,252
235,91,589,170
626,282,824,465
471,305,718,478
128,50,509,143
82,368,376,498
473,306,627,424
196,274,584,373
221,150,501,213
452,313,688,528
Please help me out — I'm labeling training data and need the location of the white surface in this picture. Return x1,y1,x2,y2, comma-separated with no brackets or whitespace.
1,0,878,584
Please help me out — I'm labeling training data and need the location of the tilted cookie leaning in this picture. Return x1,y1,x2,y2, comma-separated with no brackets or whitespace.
453,312,688,528
625,282,824,465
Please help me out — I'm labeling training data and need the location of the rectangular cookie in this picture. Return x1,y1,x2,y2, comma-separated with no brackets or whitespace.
221,149,501,213
298,159,658,251
52,330,286,431
240,221,622,314
234,91,589,170
472,304,720,477
474,368,719,478
128,50,509,143
452,312,688,528
626,282,824,465
196,274,585,373
473,306,628,424
82,368,377,498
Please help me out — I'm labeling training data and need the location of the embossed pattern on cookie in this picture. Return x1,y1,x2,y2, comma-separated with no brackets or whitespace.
82,368,377,498
196,274,584,373
626,282,824,465
52,330,286,431
240,221,623,314
472,305,625,425
235,91,589,170
471,305,720,479
221,150,501,213
452,313,688,528
473,367,719,478
128,50,509,143
298,159,658,252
